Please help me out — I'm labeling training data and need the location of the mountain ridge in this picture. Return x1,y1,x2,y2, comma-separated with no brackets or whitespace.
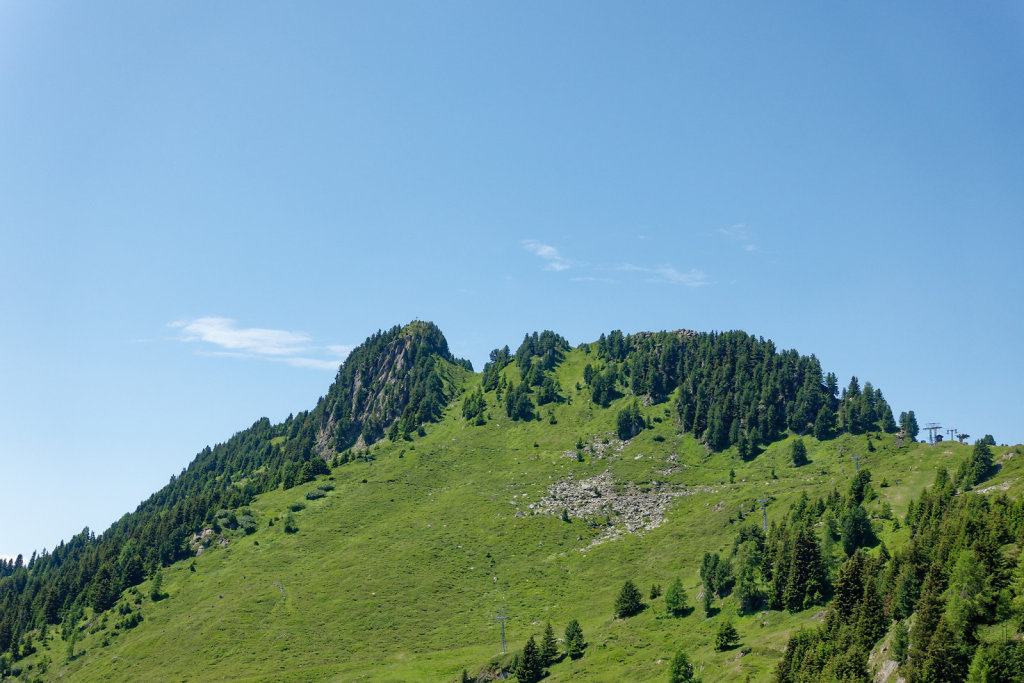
2,321,1017,682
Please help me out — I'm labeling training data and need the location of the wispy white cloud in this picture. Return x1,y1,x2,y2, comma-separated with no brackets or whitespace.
570,276,617,284
617,264,709,287
523,240,570,271
718,223,757,252
170,317,351,370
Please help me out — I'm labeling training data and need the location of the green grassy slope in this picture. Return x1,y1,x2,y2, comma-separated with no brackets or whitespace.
16,348,1021,682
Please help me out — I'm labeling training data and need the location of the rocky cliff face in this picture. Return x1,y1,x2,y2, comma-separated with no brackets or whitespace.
313,321,467,455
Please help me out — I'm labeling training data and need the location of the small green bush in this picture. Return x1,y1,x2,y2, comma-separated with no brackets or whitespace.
305,489,326,500
289,502,305,512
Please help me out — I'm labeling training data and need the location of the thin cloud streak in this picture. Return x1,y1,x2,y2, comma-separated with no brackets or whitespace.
617,264,709,287
523,240,571,271
171,317,351,370
718,223,757,252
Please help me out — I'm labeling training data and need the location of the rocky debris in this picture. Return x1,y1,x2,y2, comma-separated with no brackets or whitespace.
588,436,629,458
977,479,1012,494
530,470,715,549
189,528,215,556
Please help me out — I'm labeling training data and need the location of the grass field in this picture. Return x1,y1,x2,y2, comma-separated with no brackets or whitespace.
14,348,1021,682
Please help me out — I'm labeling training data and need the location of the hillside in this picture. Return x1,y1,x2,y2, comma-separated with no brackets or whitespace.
1,323,1021,682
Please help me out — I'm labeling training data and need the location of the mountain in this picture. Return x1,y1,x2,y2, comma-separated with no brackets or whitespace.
1,322,1020,682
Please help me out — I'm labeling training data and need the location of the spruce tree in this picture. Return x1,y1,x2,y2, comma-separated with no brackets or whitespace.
668,648,699,682
919,616,970,683
855,575,887,648
908,563,947,677
565,619,585,659
540,622,558,667
714,620,739,651
791,438,808,467
615,580,644,618
665,577,688,617
516,636,543,683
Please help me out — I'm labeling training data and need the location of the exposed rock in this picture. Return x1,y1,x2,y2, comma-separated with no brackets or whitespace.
532,470,715,549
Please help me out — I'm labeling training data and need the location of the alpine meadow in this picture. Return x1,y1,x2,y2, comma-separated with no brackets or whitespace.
2,322,1022,682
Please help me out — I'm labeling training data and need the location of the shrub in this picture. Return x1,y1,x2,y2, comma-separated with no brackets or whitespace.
288,502,305,512
305,489,326,500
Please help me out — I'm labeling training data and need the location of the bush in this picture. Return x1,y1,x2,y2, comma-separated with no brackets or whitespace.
305,489,326,500
283,513,298,534
317,482,335,492
288,502,305,512
652,434,665,442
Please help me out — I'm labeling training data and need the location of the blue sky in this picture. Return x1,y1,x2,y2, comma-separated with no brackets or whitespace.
1,2,1022,558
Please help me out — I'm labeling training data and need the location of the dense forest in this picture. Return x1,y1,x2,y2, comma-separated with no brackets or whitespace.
474,329,911,453
774,441,1022,682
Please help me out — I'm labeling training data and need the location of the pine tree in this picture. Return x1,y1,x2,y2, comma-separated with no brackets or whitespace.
565,619,585,659
919,616,970,683
908,563,947,677
791,438,808,467
855,575,887,648
615,580,644,618
715,620,739,651
943,549,988,641
516,636,543,683
668,648,699,682
814,406,835,440
150,569,164,601
540,622,558,667
91,562,120,614
665,577,688,617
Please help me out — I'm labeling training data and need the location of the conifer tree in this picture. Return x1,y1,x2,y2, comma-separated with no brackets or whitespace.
615,580,644,618
814,406,835,440
668,648,699,682
714,620,739,651
919,616,970,683
907,563,947,677
791,438,808,467
856,575,887,648
665,577,688,617
565,619,585,659
943,549,988,641
516,636,543,683
540,622,558,667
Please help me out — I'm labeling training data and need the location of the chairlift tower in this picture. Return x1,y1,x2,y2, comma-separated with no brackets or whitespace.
851,455,862,473
757,499,769,534
493,610,509,653
924,423,942,445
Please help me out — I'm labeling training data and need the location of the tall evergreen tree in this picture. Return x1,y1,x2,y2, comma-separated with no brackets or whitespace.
791,438,808,467
516,636,543,683
714,620,739,650
540,622,558,667
615,580,644,618
565,619,585,660
668,648,699,683
665,577,688,617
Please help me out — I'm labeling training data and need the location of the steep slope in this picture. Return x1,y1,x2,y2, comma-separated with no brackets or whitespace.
313,320,471,454
1,326,1018,682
